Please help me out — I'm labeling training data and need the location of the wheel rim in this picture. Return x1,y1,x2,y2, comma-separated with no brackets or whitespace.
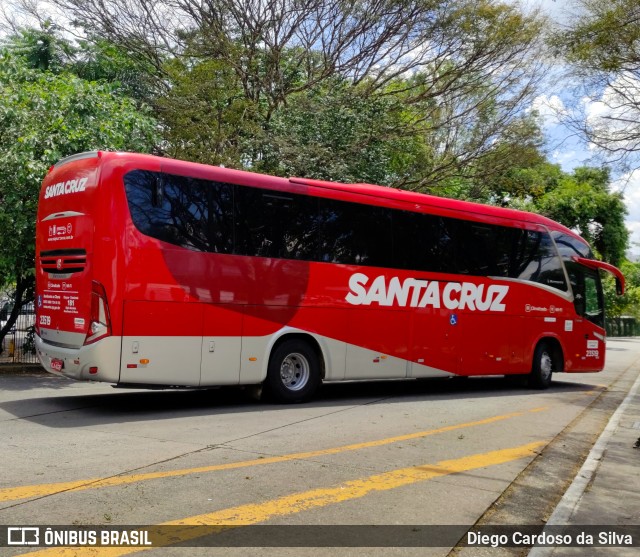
279,352,310,391
539,351,553,381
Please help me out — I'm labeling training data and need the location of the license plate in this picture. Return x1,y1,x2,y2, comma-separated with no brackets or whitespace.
50,358,64,372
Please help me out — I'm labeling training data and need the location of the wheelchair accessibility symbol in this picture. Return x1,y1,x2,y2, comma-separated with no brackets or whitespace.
450,314,458,326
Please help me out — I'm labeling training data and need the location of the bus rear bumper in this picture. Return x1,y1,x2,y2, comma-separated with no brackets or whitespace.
35,335,121,383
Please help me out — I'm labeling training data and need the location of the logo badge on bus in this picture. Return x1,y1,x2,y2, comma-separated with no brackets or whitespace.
50,358,64,372
56,258,63,270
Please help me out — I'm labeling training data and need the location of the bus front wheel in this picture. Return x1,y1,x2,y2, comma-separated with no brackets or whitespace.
265,339,321,403
529,341,556,389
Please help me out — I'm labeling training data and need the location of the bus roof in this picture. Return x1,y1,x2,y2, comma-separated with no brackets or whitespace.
65,151,583,244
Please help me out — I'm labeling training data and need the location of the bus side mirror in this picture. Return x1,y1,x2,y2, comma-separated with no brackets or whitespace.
616,277,623,296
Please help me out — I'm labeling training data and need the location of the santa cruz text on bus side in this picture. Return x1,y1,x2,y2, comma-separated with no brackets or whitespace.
345,273,509,311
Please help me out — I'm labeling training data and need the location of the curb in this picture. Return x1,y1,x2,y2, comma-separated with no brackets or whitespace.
0,363,46,375
528,365,640,557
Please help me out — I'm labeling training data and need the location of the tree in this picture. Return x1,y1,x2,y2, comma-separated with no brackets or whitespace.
0,21,76,71
72,37,160,102
0,49,159,350
30,0,548,185
534,167,628,266
157,56,261,167
444,112,550,203
603,259,640,318
255,79,432,185
551,0,640,169
2,21,158,101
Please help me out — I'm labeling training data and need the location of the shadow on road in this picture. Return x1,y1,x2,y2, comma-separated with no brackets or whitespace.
0,374,599,429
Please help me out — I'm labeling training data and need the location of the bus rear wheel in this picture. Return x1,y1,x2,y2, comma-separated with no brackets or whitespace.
529,341,556,389
265,339,321,403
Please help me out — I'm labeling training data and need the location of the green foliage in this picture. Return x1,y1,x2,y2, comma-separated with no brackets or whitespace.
72,38,159,102
534,167,628,266
603,260,640,318
157,57,261,167
259,81,431,185
552,0,640,73
1,22,76,72
3,24,158,101
65,0,545,190
0,49,159,335
454,114,551,203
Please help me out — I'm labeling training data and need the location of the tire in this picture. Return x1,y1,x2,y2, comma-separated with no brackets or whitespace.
264,339,321,403
529,341,556,389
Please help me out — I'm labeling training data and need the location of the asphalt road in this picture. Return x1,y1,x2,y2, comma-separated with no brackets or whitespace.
1,338,639,556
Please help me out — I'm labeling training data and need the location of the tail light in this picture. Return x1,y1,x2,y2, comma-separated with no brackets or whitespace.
85,280,111,345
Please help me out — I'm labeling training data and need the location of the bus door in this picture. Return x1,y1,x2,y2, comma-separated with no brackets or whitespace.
567,263,606,367
345,308,410,379
200,304,243,386
411,307,459,377
457,313,519,375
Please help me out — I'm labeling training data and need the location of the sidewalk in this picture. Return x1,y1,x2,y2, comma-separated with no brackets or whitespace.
529,363,640,556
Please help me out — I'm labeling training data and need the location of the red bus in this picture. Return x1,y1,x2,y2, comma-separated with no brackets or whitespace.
35,151,625,402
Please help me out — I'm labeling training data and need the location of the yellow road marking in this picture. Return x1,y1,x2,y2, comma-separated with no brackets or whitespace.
19,440,545,557
1,407,547,503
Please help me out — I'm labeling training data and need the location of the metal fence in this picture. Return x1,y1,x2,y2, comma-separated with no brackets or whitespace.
606,316,640,338
0,327,38,364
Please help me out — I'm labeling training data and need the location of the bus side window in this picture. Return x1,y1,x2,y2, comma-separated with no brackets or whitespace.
162,174,212,252
583,270,604,327
206,181,234,254
393,211,467,274
393,212,515,277
124,170,234,254
151,173,164,207
234,186,319,260
318,198,393,267
454,221,503,276
566,263,603,327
